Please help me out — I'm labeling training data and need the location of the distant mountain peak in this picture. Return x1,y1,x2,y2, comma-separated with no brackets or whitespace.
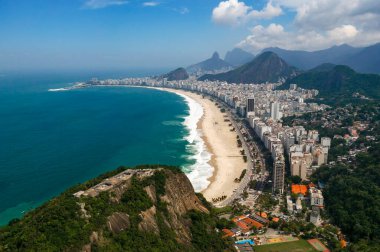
212,51,220,59
258,51,277,58
186,51,233,74
199,51,299,84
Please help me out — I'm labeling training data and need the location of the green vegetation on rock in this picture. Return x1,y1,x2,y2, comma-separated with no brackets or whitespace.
0,165,232,252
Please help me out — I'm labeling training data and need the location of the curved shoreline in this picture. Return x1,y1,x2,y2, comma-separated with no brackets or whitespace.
60,84,246,204
155,88,246,203
150,87,214,192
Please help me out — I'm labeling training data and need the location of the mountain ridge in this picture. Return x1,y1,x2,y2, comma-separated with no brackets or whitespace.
186,52,233,74
224,48,255,67
282,64,380,104
262,43,380,74
198,51,299,84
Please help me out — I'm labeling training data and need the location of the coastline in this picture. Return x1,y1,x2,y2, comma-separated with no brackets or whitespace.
52,84,247,205
157,87,247,204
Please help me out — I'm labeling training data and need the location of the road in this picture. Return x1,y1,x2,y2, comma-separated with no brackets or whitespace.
207,97,268,207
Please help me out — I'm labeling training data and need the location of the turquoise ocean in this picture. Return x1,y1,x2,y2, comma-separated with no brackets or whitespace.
0,71,206,226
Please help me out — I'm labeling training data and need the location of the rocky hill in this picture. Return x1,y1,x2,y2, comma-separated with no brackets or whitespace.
0,165,232,252
199,51,299,84
161,67,189,81
187,52,233,74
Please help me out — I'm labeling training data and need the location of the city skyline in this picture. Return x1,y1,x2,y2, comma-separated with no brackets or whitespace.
1,0,379,71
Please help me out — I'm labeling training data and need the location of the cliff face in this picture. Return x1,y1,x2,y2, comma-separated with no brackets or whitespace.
0,166,227,252
104,170,209,246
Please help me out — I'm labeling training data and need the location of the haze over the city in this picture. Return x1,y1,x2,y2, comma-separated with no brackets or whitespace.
1,0,379,71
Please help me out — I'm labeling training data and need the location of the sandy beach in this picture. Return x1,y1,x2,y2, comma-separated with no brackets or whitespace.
162,88,247,204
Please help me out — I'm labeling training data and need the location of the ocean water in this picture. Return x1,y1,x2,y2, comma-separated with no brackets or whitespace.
0,72,211,226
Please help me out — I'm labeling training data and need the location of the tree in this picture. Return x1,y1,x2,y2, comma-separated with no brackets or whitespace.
289,176,302,184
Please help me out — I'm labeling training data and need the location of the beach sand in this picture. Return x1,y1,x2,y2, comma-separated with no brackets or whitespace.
165,89,247,203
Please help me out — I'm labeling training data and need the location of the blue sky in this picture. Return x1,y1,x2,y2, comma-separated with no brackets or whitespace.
0,0,379,72
0,0,250,71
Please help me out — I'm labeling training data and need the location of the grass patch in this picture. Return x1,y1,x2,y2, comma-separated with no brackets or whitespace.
211,206,233,215
254,240,318,252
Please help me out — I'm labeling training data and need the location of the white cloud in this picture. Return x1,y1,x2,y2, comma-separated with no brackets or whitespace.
83,0,128,9
327,25,359,42
272,0,380,32
143,2,160,7
212,0,282,26
227,0,380,51
212,0,250,26
248,1,282,19
238,23,362,52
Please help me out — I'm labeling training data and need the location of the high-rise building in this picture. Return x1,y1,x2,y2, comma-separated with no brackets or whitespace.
270,102,281,121
321,137,331,148
246,98,255,113
273,157,285,194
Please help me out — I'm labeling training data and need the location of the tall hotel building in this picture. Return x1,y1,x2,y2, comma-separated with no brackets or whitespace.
246,97,255,117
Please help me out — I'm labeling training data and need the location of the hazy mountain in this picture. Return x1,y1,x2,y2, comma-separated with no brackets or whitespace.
343,43,380,74
0,166,231,251
224,48,255,67
198,51,299,84
262,44,362,70
282,64,380,104
186,52,233,74
161,67,189,81
308,63,336,73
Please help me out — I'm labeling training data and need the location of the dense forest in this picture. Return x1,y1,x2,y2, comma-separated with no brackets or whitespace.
291,102,380,251
312,143,380,251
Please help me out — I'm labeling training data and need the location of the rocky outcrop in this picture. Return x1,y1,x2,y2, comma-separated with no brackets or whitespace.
0,167,223,252
138,171,209,244
107,212,130,233
144,185,157,203
163,171,209,215
99,169,210,245
138,206,159,234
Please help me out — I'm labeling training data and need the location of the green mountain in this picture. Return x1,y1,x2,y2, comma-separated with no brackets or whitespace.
0,166,232,252
282,64,380,104
198,51,299,84
161,67,189,81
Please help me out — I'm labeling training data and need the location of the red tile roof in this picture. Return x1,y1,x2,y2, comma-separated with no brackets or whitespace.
292,184,308,195
242,218,264,229
236,221,249,230
222,229,234,238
